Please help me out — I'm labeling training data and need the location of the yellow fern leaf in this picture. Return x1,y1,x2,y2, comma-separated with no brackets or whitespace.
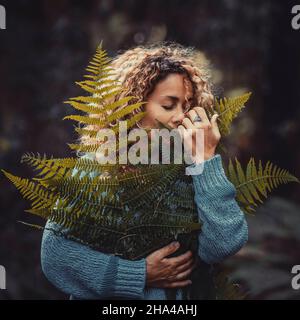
226,157,299,214
215,92,251,136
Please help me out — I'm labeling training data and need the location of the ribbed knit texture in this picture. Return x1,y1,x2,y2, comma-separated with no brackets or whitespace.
40,154,248,300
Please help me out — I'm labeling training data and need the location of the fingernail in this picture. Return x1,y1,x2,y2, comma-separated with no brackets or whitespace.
171,241,179,247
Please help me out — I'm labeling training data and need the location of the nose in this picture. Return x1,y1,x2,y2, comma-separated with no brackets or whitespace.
172,106,186,127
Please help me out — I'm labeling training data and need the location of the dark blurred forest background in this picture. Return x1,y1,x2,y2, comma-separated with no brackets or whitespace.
0,0,300,299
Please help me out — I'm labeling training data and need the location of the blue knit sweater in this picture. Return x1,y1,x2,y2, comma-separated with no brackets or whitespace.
40,154,248,300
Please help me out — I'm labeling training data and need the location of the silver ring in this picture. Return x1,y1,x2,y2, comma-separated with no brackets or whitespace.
193,115,202,122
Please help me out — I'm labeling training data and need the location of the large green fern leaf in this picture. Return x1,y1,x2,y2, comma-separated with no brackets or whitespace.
226,157,299,214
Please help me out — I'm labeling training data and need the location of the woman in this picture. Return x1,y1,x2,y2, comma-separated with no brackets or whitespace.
40,42,248,300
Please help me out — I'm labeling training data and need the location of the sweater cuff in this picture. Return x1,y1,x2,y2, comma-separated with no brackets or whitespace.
112,256,147,299
189,154,234,195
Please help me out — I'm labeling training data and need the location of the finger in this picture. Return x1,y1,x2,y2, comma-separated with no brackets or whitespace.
186,109,197,122
156,241,180,260
164,280,192,288
194,107,210,126
181,117,194,129
175,257,195,273
177,125,189,142
186,109,203,128
173,266,194,281
177,124,186,136
211,113,221,136
167,250,193,267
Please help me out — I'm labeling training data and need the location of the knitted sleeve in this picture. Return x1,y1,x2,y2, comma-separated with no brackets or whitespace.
41,220,147,299
186,154,248,264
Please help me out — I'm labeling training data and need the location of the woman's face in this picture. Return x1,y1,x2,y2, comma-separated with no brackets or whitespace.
140,73,194,130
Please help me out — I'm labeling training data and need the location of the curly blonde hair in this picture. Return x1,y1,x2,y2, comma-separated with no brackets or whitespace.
78,41,215,156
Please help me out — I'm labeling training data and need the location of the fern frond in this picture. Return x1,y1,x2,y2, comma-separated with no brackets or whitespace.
21,152,73,181
64,95,131,114
120,164,183,212
46,174,119,201
63,114,107,126
69,96,104,104
74,126,99,138
67,143,102,153
104,96,136,112
226,157,299,214
215,92,251,136
69,113,147,152
3,42,299,302
75,79,117,88
111,112,147,133
63,101,102,114
17,220,45,230
1,170,58,212
75,83,120,96
107,102,147,123
23,208,51,218
21,152,114,183
82,71,117,82
67,86,120,105
125,222,201,237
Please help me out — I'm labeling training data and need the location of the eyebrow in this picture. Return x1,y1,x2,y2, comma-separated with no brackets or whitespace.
160,95,193,102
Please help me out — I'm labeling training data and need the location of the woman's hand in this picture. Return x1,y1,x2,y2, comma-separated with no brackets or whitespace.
178,107,221,162
145,242,197,288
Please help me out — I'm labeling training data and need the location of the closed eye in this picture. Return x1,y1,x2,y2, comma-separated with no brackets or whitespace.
162,105,176,110
162,100,193,112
